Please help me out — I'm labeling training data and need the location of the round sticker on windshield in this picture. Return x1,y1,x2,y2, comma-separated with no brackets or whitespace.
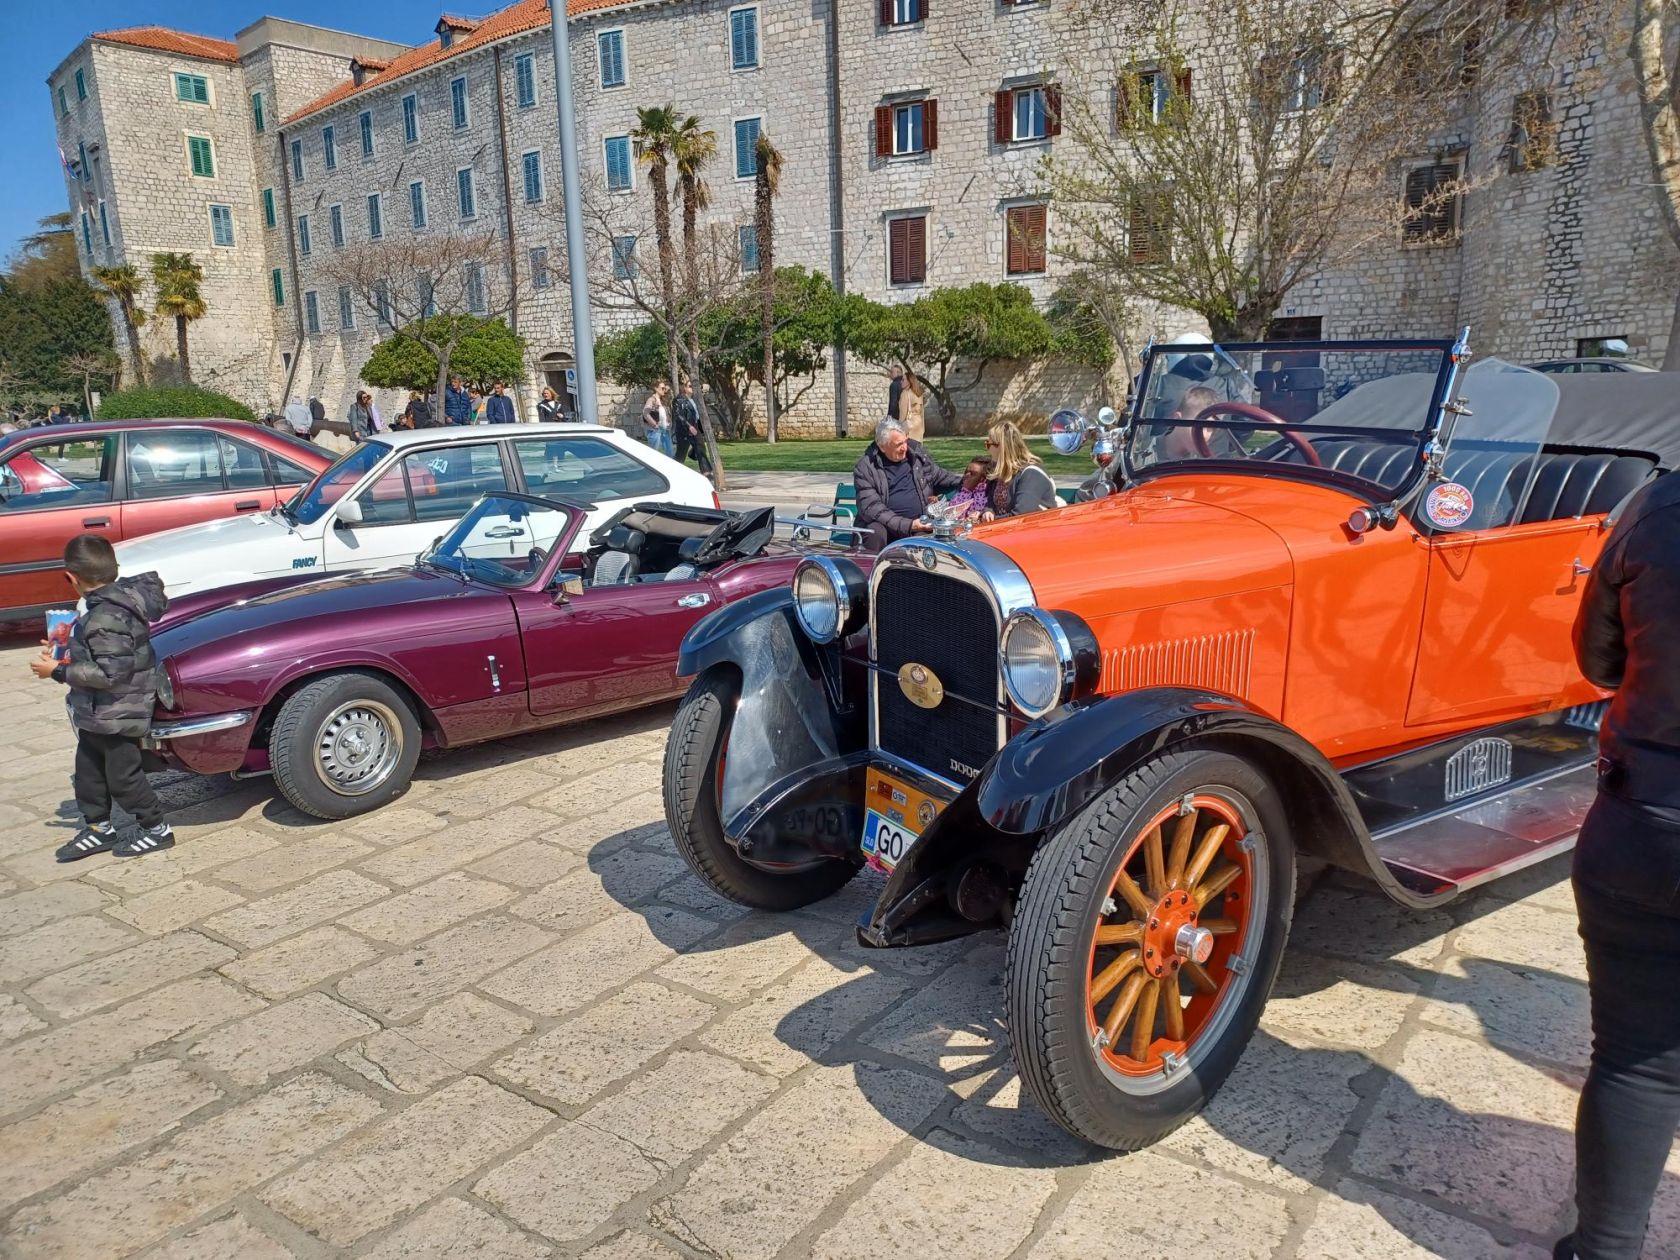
1425,482,1475,529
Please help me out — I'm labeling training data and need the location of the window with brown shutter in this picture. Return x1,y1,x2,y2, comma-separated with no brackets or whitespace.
1401,160,1461,243
1045,83,1062,136
888,215,927,285
994,89,1013,144
924,98,938,150
881,100,936,156
874,105,892,158
1005,204,1047,275
1127,188,1172,264
1506,90,1555,172
881,0,924,25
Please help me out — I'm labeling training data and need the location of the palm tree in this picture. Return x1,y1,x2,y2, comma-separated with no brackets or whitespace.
150,252,207,384
91,264,148,387
672,114,719,468
753,132,784,442
631,105,682,392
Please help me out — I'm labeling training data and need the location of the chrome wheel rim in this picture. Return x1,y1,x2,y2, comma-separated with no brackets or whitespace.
312,699,403,796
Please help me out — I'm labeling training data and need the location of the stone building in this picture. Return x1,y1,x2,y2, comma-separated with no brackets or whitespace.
47,0,1679,440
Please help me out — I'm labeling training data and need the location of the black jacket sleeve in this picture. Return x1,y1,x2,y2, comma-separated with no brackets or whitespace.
1573,496,1640,690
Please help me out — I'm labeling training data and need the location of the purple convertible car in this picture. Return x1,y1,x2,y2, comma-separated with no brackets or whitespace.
145,492,853,818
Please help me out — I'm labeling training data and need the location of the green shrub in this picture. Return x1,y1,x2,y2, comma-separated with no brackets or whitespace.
97,385,256,422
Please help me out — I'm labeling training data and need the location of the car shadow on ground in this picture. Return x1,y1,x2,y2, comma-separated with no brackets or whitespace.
600,839,1680,1256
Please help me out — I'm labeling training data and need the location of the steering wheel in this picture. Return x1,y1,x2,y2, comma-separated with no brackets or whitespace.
1192,402,1322,466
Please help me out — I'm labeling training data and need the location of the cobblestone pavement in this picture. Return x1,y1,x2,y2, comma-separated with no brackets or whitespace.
1,630,1676,1260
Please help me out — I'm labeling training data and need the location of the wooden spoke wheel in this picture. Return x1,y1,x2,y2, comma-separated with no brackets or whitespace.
1006,747,1294,1150
1086,795,1257,1081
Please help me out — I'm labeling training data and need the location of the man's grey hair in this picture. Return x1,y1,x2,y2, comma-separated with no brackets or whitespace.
875,416,908,445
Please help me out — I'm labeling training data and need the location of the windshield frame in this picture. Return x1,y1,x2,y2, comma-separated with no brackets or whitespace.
1121,336,1465,505
279,438,393,526
419,490,587,591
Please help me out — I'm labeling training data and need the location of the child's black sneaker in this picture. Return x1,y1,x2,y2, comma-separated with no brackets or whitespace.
56,823,120,863
113,824,174,858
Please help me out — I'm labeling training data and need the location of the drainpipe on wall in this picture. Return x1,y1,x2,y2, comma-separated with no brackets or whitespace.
276,127,307,410
825,0,848,436
492,45,526,418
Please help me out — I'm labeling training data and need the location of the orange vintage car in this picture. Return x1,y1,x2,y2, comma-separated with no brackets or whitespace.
662,334,1663,1150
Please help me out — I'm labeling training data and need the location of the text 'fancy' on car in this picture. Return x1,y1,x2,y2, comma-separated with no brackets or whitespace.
143,491,870,819
662,331,1672,1151
112,422,719,602
0,419,330,622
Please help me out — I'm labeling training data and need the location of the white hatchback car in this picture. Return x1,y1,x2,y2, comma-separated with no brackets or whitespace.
115,423,717,599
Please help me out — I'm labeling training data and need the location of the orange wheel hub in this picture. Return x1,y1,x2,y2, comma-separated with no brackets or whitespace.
1084,795,1254,1076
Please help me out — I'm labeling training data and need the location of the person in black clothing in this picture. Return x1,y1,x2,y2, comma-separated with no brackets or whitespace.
672,379,713,476
29,535,172,860
1560,471,1680,1260
851,417,962,551
402,391,438,429
887,366,904,421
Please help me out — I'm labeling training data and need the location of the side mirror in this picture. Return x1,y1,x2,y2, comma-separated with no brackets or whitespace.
335,498,364,527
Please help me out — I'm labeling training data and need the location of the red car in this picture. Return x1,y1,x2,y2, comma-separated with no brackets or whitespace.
0,421,330,621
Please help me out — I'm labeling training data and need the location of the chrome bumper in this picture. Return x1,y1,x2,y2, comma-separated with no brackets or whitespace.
147,710,255,743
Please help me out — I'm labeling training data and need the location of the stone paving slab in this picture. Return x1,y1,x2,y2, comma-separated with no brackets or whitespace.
0,633,1672,1258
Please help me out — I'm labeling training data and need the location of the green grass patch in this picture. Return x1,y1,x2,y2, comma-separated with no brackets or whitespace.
713,436,1091,476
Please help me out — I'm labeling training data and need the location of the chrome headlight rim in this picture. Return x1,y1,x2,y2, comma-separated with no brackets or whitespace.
793,556,866,644
1000,607,1099,719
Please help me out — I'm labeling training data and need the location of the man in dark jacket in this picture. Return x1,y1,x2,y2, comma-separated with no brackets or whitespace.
29,534,172,861
852,417,962,552
444,375,472,425
672,379,712,476
1560,471,1680,1260
887,366,904,421
485,382,517,424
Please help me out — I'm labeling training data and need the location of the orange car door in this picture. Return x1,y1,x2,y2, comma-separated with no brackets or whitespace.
1405,516,1608,729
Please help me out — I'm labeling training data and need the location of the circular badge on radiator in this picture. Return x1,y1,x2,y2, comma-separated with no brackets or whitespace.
898,662,945,710
1425,481,1475,529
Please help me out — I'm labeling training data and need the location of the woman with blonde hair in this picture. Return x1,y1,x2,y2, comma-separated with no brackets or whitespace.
980,420,1059,519
900,373,926,441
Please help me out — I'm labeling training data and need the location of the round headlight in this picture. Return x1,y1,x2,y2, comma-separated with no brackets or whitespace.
1000,611,1069,718
793,558,844,643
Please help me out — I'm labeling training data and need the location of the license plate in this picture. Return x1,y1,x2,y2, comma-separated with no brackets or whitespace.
861,767,944,874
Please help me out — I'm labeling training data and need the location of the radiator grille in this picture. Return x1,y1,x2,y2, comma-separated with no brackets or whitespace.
1102,629,1256,697
873,566,1001,783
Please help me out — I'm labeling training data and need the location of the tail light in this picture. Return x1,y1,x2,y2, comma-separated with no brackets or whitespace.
711,489,722,509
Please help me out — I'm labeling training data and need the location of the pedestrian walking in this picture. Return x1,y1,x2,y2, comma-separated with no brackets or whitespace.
1559,469,1680,1260
485,381,516,424
672,379,712,476
900,373,926,441
642,380,674,457
887,366,904,421
538,386,564,423
444,375,471,425
29,534,173,860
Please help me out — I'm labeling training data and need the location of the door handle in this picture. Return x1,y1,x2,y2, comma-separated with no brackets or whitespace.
1572,558,1593,578
234,499,261,511
677,592,712,609
82,517,111,528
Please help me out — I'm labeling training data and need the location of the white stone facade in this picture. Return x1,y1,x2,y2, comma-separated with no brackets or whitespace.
48,0,1680,442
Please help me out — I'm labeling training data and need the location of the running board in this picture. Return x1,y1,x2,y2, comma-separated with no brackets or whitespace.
1341,706,1604,900
1371,765,1595,898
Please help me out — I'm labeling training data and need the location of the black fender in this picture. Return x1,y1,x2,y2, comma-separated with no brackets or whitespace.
971,686,1443,909
673,586,868,847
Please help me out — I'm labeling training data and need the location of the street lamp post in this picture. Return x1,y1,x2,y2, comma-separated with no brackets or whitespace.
548,0,599,424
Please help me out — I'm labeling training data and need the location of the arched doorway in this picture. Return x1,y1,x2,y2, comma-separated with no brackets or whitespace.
539,351,575,419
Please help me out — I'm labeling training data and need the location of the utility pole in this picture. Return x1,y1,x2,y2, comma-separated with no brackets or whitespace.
548,0,599,423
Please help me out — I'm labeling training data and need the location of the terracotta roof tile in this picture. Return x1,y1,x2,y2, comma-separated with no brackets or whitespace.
92,26,239,63
436,15,482,31
284,0,619,127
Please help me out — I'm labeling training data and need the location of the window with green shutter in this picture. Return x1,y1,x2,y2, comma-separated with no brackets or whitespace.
252,91,265,133
56,85,67,117
175,73,209,104
75,69,86,101
188,136,214,178
271,268,285,307
262,187,276,229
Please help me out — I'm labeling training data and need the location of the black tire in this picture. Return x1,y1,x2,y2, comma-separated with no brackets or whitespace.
662,666,860,911
1006,746,1295,1151
269,672,422,820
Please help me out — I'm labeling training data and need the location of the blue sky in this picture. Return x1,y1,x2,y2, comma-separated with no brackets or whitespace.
1,1,444,263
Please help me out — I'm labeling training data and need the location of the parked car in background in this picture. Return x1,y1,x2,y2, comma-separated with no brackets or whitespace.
1526,356,1658,373
114,424,718,601
0,420,330,621
145,494,860,818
